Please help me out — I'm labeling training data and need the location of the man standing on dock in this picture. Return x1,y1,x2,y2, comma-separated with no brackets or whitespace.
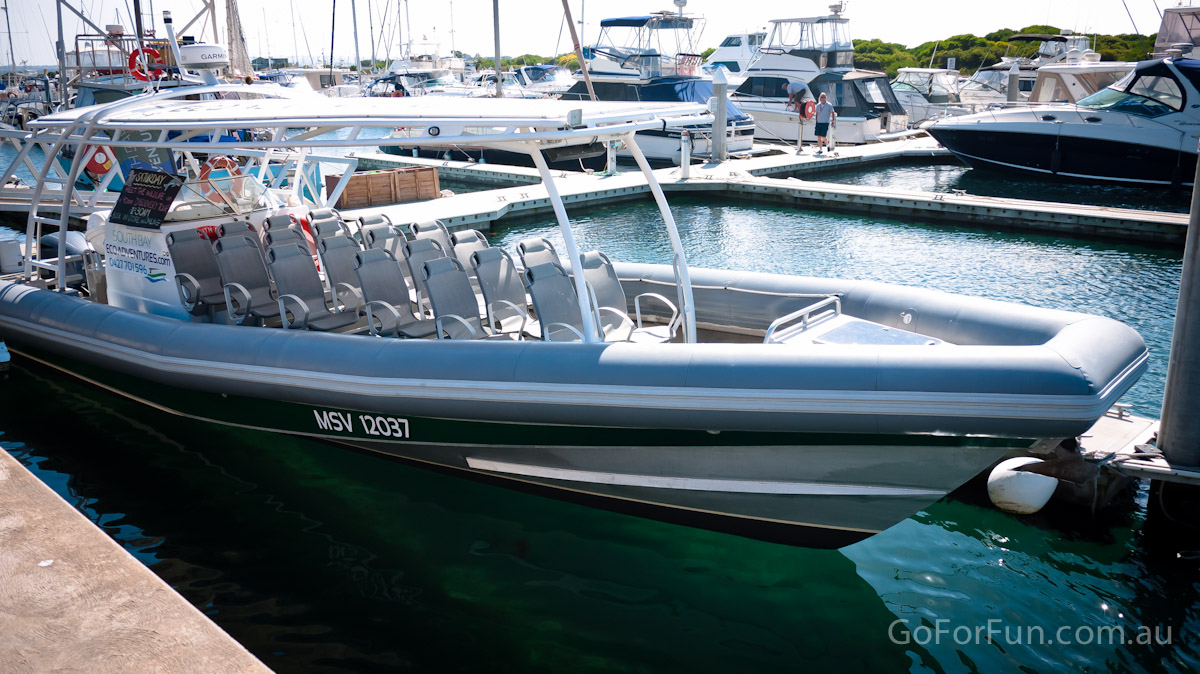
814,92,836,156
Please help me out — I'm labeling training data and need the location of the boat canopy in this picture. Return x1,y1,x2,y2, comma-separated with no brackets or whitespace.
600,15,694,29
1009,34,1069,42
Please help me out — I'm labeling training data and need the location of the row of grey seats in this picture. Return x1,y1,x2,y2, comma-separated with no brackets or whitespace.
166,207,678,342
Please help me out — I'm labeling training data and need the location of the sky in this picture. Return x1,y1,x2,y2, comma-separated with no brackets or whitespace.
2,0,1178,69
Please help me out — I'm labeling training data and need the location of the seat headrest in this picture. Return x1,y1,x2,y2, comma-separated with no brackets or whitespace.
422,256,462,279
354,247,394,269
263,214,294,230
471,246,506,267
405,237,443,254
524,261,566,283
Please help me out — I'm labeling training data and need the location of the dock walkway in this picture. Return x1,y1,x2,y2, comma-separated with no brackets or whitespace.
0,449,272,673
348,137,1188,246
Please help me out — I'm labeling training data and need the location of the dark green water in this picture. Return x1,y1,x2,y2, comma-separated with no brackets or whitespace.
3,183,1199,673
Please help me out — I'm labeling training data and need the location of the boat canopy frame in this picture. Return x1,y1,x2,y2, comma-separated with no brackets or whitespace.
13,84,712,344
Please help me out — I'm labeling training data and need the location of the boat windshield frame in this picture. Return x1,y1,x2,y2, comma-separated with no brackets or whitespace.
1077,63,1186,118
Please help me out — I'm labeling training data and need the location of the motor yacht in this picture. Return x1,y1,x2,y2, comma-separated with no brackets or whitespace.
925,55,1200,185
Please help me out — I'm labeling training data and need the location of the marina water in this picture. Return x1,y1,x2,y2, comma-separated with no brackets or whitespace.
3,165,1198,672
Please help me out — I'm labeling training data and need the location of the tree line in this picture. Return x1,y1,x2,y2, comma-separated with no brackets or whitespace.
352,25,1157,78
847,25,1155,77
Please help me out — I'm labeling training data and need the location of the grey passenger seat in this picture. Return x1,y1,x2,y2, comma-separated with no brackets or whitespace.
353,249,437,338
166,228,224,319
268,242,359,331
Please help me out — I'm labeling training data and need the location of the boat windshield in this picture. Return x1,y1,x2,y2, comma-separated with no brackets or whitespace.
961,69,1007,93
1154,9,1200,54
1077,65,1184,117
767,19,852,51
166,175,279,222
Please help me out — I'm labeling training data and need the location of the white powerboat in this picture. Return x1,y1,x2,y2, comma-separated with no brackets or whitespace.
890,68,969,125
0,88,1147,549
729,5,908,144
924,55,1200,185
560,11,756,162
702,31,766,82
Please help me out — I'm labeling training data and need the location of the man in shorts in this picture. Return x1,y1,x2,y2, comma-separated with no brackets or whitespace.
814,92,836,155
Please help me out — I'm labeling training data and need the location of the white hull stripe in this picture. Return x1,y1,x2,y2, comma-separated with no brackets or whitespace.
466,458,947,497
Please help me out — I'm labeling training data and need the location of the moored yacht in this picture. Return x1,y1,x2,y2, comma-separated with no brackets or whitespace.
730,5,908,144
0,88,1147,549
924,55,1200,185
702,30,766,82
559,11,756,162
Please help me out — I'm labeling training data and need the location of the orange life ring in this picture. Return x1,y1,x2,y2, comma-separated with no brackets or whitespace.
198,156,245,204
129,47,166,81
802,100,816,120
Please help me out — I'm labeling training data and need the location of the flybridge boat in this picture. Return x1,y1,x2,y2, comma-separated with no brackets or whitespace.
925,56,1200,185
559,12,756,162
729,6,908,144
0,86,1148,549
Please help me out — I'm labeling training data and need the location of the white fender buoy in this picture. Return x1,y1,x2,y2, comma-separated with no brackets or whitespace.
987,457,1058,515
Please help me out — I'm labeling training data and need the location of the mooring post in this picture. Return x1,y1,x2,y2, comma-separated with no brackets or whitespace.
680,129,691,179
1006,63,1020,104
1159,145,1200,466
711,68,728,163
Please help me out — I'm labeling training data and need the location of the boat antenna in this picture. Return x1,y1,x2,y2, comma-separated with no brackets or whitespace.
1151,1,1162,20
329,0,336,78
928,41,939,68
449,0,455,54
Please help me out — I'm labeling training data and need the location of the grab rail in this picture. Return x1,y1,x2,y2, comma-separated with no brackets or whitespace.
763,296,841,344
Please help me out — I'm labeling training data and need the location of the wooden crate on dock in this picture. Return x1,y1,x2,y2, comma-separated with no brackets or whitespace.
326,166,440,209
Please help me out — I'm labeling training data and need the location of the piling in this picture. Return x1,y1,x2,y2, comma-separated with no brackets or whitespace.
711,69,728,162
1158,145,1200,466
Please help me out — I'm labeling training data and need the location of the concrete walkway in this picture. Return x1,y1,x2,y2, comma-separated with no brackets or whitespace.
0,450,272,674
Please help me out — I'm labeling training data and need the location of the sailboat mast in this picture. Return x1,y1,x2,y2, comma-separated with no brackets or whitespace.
263,7,270,67
329,0,336,80
2,0,16,79
492,0,502,98
132,0,146,39
367,0,376,76
351,0,362,83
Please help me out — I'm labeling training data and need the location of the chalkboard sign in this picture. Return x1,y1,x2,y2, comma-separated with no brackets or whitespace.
108,168,184,229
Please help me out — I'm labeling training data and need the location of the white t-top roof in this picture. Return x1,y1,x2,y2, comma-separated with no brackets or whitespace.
32,87,708,133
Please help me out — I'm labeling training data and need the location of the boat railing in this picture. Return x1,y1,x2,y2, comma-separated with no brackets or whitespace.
763,296,841,344
590,48,703,78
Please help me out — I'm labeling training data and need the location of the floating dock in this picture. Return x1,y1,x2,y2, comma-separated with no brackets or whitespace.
0,449,272,673
349,137,1188,246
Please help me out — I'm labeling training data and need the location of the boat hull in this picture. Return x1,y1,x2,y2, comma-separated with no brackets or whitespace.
0,263,1148,547
13,345,1015,549
925,108,1198,185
